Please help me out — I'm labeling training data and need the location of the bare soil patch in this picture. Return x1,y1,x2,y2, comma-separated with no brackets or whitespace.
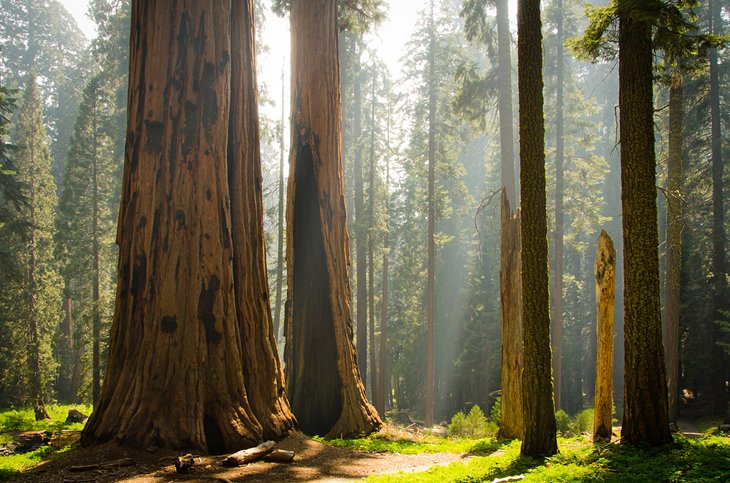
16,432,468,482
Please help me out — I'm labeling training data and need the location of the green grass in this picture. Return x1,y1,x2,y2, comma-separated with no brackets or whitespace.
360,434,730,482
0,404,91,480
315,426,505,455
0,445,59,480
0,404,92,433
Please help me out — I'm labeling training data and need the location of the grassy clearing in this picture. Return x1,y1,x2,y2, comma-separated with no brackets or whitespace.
360,433,730,482
0,404,90,480
317,425,505,455
0,445,63,480
0,404,92,433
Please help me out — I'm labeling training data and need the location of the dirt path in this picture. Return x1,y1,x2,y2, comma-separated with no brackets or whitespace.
17,432,469,482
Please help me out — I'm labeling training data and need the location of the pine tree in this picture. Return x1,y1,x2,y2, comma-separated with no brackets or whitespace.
57,75,117,403
517,0,558,457
13,74,62,419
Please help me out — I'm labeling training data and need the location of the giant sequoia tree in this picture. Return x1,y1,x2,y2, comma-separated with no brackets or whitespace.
284,0,381,438
81,0,295,452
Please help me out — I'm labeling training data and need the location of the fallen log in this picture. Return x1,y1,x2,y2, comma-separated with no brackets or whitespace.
220,441,275,467
68,457,136,472
263,449,295,463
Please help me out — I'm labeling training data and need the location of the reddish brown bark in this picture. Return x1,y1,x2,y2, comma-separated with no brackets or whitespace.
81,0,294,452
285,0,381,438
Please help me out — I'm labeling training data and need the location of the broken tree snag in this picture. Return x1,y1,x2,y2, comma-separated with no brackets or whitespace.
80,0,292,452
221,441,275,467
284,0,381,438
263,449,295,463
498,192,523,440
593,230,616,443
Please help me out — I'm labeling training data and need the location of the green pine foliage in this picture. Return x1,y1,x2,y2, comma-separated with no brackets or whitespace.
56,75,118,403
0,75,62,408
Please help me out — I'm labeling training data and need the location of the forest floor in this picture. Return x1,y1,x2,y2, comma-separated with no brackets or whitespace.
12,431,470,482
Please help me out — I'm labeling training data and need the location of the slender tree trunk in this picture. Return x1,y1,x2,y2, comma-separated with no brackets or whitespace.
353,39,368,385
552,0,565,411
518,0,557,457
498,192,523,440
285,0,381,438
594,230,616,442
495,0,522,440
376,98,391,415
273,63,286,345
708,0,728,416
425,0,437,427
663,74,683,424
617,3,672,445
91,85,101,405
82,0,294,451
368,72,378,403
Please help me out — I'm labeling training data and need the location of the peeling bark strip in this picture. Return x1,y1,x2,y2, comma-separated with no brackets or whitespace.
81,0,294,452
593,230,615,443
285,0,381,438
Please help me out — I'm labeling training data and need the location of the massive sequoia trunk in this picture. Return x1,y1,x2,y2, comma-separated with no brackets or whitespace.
617,4,672,445
82,0,295,452
517,0,558,457
285,0,381,438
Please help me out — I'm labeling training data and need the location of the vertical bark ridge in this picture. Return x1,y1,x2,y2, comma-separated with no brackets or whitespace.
285,0,381,438
83,0,292,452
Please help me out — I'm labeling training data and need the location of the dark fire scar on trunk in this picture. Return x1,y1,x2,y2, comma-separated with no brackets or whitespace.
199,275,222,343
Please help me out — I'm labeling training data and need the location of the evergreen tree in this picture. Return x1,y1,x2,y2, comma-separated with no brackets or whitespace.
517,0,558,457
57,75,117,404
0,0,90,181
11,74,62,418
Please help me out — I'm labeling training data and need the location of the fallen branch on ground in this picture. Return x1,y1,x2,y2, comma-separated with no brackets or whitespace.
220,440,275,467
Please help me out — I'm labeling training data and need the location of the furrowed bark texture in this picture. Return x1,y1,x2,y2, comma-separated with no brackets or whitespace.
518,0,557,456
285,0,381,438
498,192,523,440
663,75,683,424
617,7,672,445
229,0,295,440
82,0,294,452
593,230,616,443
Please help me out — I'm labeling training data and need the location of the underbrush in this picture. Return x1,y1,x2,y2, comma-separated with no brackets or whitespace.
0,404,90,480
316,424,503,454
362,433,730,482
0,445,62,480
0,404,92,433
